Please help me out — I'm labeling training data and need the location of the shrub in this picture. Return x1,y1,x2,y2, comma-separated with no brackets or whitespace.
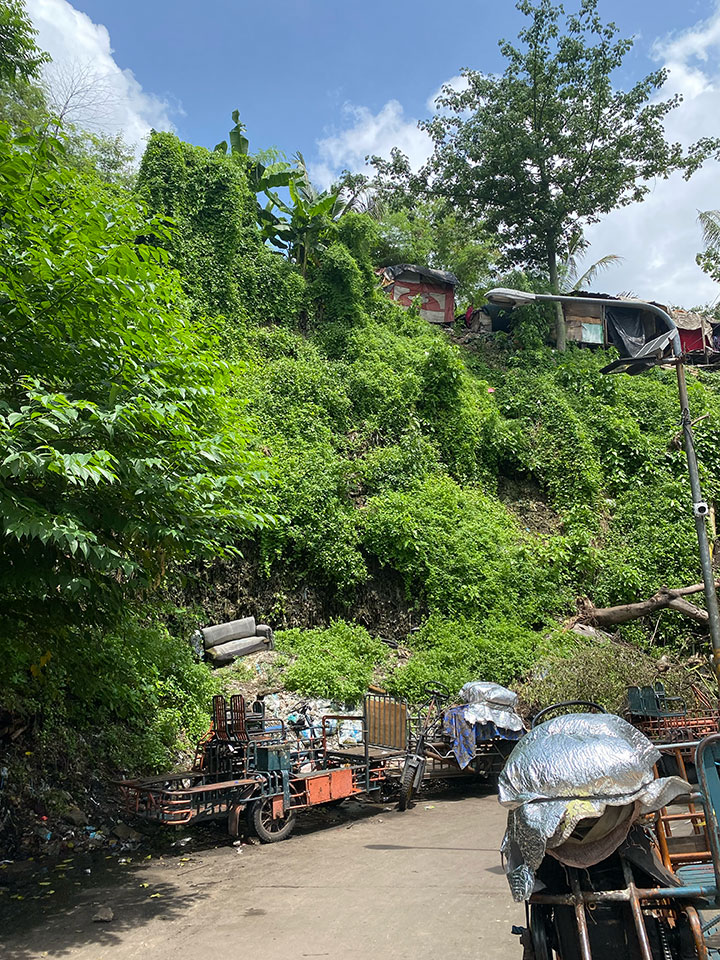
309,242,367,325
276,620,389,702
386,616,540,703
1,611,216,775
520,636,698,716
362,475,567,622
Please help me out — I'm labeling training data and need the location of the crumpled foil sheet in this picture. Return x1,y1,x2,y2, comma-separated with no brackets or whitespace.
498,712,690,901
460,681,524,732
460,681,518,708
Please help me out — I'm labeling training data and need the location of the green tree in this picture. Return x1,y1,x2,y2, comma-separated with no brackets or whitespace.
0,0,48,83
0,0,50,133
421,0,702,348
697,210,720,286
372,202,499,308
0,122,274,618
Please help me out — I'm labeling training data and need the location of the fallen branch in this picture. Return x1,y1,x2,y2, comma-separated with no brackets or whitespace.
578,581,720,628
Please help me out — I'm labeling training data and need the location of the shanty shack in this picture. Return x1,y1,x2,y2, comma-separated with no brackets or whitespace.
560,293,715,359
377,264,458,325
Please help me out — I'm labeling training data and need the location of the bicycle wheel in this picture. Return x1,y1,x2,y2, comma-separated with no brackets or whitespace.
398,758,418,811
246,798,297,843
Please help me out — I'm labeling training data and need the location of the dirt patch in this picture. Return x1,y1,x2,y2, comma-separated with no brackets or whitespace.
497,475,561,537
178,547,423,640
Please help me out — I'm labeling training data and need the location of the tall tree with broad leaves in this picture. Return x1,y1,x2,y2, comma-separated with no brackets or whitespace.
0,0,48,83
421,0,711,349
0,121,276,621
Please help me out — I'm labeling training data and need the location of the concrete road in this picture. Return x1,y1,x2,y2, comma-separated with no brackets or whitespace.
1,788,522,960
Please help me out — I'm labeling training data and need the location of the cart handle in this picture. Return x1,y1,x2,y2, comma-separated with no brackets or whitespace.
423,682,450,701
531,700,607,729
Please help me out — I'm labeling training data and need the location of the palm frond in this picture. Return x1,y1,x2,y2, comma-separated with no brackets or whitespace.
573,254,624,292
699,210,720,250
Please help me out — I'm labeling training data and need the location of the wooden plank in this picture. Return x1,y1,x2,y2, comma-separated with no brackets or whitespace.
562,302,604,320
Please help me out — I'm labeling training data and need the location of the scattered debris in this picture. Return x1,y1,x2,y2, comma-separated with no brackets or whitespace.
63,807,89,828
111,823,142,843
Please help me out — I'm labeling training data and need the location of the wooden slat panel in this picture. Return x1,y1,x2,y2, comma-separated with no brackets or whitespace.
365,696,408,750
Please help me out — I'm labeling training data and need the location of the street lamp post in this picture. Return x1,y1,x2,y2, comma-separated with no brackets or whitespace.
486,288,720,690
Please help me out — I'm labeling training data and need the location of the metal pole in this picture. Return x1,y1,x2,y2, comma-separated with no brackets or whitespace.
676,360,720,690
533,294,720,692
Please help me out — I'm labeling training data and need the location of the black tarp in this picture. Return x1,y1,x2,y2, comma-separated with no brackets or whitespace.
606,306,648,357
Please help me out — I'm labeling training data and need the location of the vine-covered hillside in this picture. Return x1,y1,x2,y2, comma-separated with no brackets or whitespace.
3,124,720,818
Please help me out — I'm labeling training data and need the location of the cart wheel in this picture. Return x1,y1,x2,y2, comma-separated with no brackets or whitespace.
529,904,552,960
247,799,296,843
398,761,416,811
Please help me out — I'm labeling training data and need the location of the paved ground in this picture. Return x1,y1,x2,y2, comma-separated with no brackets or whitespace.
1,788,522,960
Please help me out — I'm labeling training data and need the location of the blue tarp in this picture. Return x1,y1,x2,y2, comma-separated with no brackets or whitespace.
442,705,523,769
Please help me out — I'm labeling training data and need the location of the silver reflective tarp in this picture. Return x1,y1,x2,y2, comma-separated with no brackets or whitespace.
498,713,690,901
459,681,524,733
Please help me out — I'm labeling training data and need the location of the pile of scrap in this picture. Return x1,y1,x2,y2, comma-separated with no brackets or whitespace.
198,616,274,666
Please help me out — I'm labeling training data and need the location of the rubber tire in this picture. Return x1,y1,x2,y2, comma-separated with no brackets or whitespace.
529,904,552,960
398,761,416,811
247,798,297,843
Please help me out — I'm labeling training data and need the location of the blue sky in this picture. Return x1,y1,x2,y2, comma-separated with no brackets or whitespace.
51,0,716,158
25,0,720,306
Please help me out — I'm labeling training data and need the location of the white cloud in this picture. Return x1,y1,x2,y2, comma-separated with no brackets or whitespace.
312,77,473,190
425,73,468,113
585,4,720,307
26,0,176,156
312,99,432,190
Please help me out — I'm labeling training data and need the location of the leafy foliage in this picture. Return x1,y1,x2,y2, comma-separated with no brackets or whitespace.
276,621,388,703
0,0,48,83
697,210,720,284
1,610,217,773
0,122,274,614
386,616,542,703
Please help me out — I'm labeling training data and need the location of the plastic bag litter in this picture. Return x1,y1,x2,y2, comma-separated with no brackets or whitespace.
498,712,689,902
459,681,524,733
338,720,363,745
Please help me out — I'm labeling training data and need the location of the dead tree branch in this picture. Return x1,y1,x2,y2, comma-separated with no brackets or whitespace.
578,581,720,629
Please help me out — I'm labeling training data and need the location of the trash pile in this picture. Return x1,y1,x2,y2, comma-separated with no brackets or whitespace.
261,693,364,747
498,712,689,901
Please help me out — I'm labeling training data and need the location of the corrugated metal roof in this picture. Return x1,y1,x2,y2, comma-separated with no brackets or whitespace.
379,264,459,287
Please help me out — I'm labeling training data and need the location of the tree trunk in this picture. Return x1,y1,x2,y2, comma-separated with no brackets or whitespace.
547,241,566,351
577,582,720,629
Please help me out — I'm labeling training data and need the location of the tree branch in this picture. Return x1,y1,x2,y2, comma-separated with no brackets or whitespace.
578,581,720,628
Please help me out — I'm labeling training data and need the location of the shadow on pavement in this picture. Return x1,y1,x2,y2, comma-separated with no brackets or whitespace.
0,844,209,959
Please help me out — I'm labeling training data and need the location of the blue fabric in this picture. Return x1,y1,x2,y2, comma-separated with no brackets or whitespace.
442,706,524,769
442,706,475,769
474,721,523,742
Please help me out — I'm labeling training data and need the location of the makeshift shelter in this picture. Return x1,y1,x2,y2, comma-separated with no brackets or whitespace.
560,293,714,359
462,303,513,335
377,264,458,325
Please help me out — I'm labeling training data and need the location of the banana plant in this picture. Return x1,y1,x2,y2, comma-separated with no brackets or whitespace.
215,113,348,272
214,110,297,247
262,152,348,273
